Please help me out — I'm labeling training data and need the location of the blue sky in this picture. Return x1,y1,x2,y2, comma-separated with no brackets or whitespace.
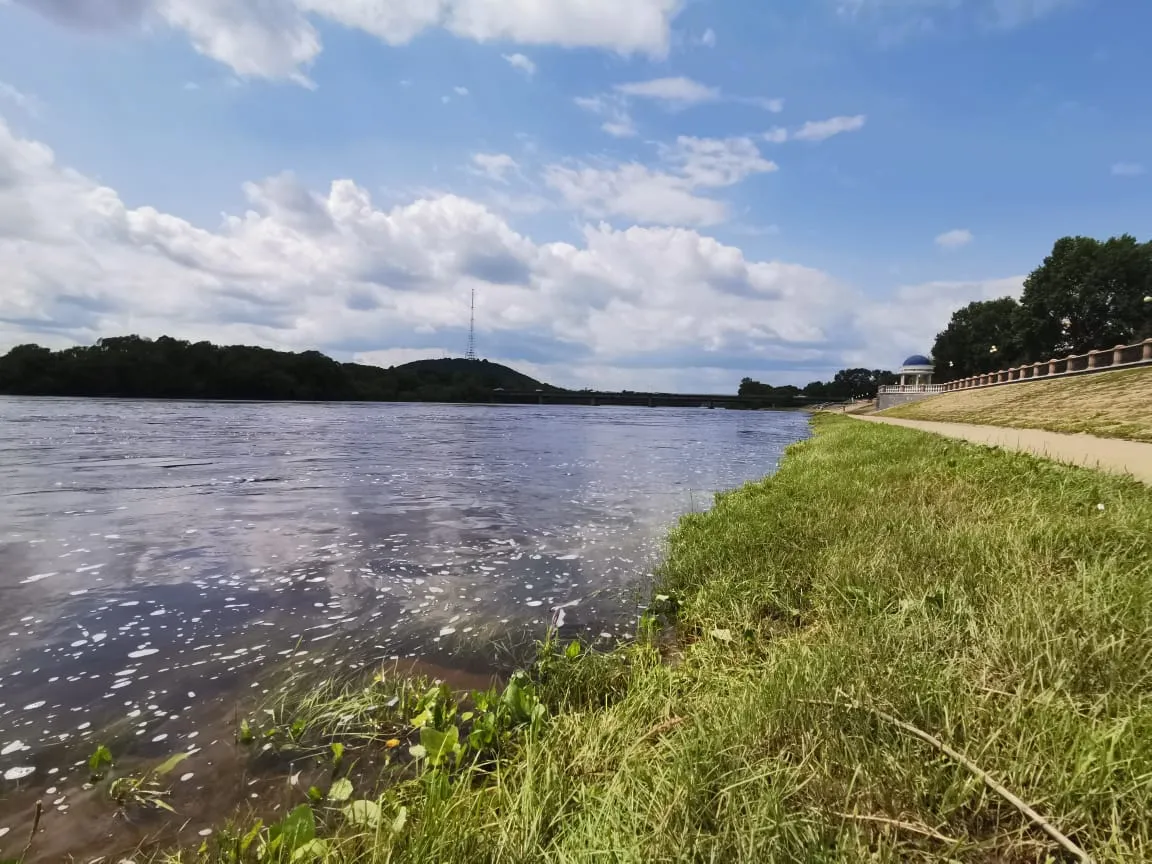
0,0,1148,390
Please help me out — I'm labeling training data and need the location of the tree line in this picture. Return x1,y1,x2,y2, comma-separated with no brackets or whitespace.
932,234,1152,381
0,336,553,402
740,368,898,402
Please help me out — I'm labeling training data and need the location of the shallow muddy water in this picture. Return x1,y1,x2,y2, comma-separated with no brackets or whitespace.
0,397,806,835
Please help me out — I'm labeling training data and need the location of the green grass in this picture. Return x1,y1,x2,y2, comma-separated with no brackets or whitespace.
168,415,1152,863
883,366,1152,441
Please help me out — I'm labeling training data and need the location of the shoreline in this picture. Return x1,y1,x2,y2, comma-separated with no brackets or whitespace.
6,414,1152,862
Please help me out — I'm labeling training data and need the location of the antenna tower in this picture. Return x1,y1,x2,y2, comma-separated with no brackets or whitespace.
465,286,477,361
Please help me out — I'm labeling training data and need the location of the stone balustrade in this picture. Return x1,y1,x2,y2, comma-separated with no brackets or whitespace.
943,337,1152,392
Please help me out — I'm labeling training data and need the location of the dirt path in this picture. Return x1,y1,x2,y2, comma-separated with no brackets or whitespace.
855,415,1152,485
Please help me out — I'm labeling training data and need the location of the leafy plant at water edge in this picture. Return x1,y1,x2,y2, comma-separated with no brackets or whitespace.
87,744,114,782
108,752,190,813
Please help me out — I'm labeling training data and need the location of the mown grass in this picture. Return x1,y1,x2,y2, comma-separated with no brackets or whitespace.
883,366,1152,442
167,415,1152,863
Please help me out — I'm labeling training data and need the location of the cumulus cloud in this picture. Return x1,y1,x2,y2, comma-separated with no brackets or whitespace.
21,0,683,82
574,94,637,138
934,228,973,249
0,115,872,389
698,27,717,47
791,114,867,142
472,153,519,183
852,276,1024,363
1111,162,1146,177
614,76,720,106
502,53,537,77
544,136,776,227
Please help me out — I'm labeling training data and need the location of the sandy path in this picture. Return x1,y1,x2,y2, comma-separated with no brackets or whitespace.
855,415,1152,485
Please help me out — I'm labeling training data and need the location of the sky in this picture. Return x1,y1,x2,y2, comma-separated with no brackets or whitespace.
0,0,1148,391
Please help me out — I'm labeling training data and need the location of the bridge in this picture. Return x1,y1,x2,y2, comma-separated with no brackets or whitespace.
488,390,838,409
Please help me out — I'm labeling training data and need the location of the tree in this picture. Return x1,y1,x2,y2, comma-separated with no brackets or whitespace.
1018,234,1152,360
799,368,896,401
931,298,1024,381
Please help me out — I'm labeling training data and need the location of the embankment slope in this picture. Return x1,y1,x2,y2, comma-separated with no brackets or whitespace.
882,365,1152,442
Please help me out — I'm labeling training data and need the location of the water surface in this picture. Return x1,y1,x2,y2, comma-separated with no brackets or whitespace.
0,398,806,782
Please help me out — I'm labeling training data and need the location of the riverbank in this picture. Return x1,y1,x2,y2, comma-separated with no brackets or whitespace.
11,414,1152,863
883,365,1152,442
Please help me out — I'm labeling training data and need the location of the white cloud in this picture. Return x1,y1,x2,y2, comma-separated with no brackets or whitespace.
614,76,720,106
661,136,778,187
502,53,537,77
1111,162,1146,177
934,228,973,249
23,0,683,82
544,163,730,227
835,0,1074,33
472,153,519,183
763,127,790,144
454,85,470,96
0,115,865,389
699,27,717,47
791,114,867,142
0,81,42,116
574,94,637,138
744,97,784,113
579,79,781,137
852,276,1024,364
545,137,776,227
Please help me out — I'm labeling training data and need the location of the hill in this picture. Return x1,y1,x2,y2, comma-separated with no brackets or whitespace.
882,365,1152,442
0,336,559,403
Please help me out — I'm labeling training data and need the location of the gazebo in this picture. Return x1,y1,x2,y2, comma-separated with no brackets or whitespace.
899,354,935,388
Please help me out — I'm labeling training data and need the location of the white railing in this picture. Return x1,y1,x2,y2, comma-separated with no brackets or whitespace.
878,384,948,394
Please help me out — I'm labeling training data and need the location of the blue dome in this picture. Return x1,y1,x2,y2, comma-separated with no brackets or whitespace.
903,354,932,366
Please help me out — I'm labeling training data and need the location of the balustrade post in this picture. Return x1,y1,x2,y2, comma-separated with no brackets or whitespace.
1087,350,1100,369
1143,339,1152,361
1112,344,1127,367
1048,358,1058,375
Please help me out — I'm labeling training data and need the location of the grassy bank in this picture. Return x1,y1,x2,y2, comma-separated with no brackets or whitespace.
883,366,1152,442
146,415,1152,863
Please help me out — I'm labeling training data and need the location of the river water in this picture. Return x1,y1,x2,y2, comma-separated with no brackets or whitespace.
0,398,806,788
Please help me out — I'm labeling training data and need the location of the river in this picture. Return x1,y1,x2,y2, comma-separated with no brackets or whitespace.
0,398,806,790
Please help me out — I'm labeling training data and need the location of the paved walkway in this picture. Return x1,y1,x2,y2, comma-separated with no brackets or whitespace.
855,415,1152,485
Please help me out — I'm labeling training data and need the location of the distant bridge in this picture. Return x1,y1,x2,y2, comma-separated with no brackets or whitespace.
488,390,839,409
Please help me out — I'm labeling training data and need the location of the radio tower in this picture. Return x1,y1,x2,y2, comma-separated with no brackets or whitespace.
465,286,478,361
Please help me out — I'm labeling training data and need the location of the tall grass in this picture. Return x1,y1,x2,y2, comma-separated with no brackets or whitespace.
178,415,1152,863
883,366,1152,441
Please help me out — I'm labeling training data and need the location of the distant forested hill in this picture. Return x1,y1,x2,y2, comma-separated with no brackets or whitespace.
0,336,559,402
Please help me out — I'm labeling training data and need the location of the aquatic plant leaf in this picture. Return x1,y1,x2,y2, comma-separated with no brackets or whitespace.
330,742,345,767
327,778,353,802
419,724,459,767
153,752,190,776
291,839,329,862
343,799,382,828
270,805,315,853
88,744,114,779
239,820,264,856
